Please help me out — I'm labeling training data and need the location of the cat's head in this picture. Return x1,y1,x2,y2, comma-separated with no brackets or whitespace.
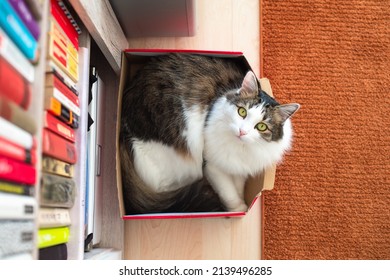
222,71,300,146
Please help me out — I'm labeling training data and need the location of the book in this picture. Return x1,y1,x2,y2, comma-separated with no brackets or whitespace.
0,27,34,82
0,0,39,61
46,60,77,94
0,116,35,150
46,71,78,96
39,243,68,260
0,55,32,110
0,136,36,165
8,0,41,40
43,110,75,142
0,180,34,196
37,226,70,249
0,95,37,135
46,72,79,105
42,128,77,164
49,16,78,62
42,156,74,178
50,0,79,50
23,0,42,21
0,220,34,259
44,96,79,129
40,172,76,208
87,69,105,246
45,83,80,117
0,154,36,185
38,207,71,228
0,192,36,219
47,20,78,82
2,252,33,259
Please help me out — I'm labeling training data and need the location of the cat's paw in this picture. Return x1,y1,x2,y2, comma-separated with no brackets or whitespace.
228,203,248,212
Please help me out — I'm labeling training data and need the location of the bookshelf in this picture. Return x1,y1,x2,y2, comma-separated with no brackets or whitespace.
0,0,126,260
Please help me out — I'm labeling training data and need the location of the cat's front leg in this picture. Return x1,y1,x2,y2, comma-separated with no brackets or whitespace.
204,164,247,212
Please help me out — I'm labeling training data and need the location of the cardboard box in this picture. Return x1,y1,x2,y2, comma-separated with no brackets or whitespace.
116,49,276,219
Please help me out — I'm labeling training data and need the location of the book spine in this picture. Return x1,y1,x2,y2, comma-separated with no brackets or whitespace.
0,180,34,196
0,117,34,149
40,173,76,208
0,136,36,165
0,154,36,185
50,18,78,62
39,243,68,260
0,96,37,135
52,73,79,105
42,156,74,178
44,96,79,128
47,25,78,83
46,60,77,94
0,192,36,219
43,111,75,142
37,226,70,249
41,128,77,164
45,85,80,116
38,207,72,228
8,0,41,40
0,0,38,61
0,220,34,258
0,56,31,110
46,72,78,96
0,27,34,82
23,0,42,21
50,0,78,49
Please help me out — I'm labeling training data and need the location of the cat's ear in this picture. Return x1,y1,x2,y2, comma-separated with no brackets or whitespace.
274,103,300,123
240,71,258,96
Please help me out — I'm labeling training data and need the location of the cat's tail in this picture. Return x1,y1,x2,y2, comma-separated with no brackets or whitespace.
120,139,226,215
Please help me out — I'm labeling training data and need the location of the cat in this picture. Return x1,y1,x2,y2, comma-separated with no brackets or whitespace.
120,53,299,214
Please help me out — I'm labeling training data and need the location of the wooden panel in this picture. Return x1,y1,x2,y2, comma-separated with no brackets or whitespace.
68,0,128,74
89,43,124,252
124,0,262,260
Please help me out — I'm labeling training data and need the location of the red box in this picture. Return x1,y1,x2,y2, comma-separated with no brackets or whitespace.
116,49,276,219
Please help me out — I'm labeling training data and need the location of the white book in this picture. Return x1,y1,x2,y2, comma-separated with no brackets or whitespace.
85,66,98,249
66,47,90,260
0,192,36,220
92,73,105,246
0,27,34,83
0,220,34,259
38,208,72,228
52,86,81,116
0,117,34,149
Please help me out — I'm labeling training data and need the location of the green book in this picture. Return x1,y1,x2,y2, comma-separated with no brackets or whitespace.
38,226,70,249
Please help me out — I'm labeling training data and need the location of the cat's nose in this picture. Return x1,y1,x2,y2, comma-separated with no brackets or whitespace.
239,129,248,137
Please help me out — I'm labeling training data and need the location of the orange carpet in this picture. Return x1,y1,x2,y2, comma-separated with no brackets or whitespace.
261,0,390,259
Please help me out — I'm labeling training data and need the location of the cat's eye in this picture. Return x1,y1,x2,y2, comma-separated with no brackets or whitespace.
255,122,268,132
237,107,247,118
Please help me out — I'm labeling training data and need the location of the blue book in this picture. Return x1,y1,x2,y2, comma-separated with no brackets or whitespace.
0,0,38,61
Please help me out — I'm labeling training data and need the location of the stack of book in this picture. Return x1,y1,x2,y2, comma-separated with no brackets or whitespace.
37,0,81,260
0,0,42,260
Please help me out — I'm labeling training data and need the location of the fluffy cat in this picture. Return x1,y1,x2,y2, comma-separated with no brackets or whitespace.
120,53,299,214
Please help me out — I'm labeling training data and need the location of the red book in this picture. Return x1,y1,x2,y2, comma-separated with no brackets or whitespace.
0,136,36,165
0,155,36,185
50,0,78,50
0,56,31,110
43,111,75,142
51,73,79,106
42,128,77,164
